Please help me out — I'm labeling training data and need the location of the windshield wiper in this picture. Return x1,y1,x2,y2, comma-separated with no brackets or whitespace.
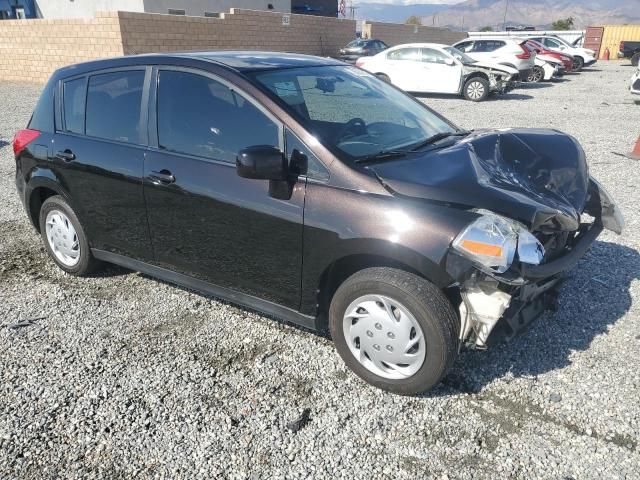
410,130,471,151
354,149,408,164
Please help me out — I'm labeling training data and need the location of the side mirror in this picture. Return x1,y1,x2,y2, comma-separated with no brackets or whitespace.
444,58,455,66
236,145,287,181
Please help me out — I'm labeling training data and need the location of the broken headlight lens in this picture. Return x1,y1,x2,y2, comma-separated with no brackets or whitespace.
452,210,545,273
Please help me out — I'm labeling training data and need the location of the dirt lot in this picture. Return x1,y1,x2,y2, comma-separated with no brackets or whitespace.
1,62,639,479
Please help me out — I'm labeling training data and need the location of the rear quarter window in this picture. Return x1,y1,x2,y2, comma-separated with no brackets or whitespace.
63,77,86,134
85,70,145,144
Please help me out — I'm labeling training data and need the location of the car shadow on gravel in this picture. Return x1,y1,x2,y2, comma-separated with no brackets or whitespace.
518,83,554,89
413,93,534,101
430,240,640,397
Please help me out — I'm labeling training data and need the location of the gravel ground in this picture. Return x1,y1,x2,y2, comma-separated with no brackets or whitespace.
1,62,639,479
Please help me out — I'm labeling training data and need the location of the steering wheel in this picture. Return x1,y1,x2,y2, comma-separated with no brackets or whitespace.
337,118,367,141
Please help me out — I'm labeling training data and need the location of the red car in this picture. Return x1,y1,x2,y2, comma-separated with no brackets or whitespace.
525,39,574,72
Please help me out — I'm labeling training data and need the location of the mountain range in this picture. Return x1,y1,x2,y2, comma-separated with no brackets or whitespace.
354,0,640,31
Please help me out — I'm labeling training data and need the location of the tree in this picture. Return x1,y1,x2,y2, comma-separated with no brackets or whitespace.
405,15,422,26
551,17,574,30
479,25,493,32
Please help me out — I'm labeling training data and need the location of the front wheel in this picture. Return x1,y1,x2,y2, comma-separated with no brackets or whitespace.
463,77,489,102
329,268,459,395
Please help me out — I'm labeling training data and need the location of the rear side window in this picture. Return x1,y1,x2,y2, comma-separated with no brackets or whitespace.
156,70,279,163
473,40,505,52
86,70,145,144
63,77,86,134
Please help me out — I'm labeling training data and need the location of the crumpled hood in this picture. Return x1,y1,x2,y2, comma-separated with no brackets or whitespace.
370,129,589,232
466,61,519,75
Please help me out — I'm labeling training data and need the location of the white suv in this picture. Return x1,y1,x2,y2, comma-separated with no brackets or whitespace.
529,36,597,71
453,37,535,81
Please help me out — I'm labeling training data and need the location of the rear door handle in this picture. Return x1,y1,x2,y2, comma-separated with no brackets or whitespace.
55,149,76,162
149,170,175,184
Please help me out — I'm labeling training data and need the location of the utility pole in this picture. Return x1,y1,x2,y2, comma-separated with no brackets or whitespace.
502,0,509,31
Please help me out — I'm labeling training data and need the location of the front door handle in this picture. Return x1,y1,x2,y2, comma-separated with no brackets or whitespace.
149,170,176,184
55,149,76,162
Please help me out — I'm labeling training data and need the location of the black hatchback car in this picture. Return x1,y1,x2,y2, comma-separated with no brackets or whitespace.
15,52,623,395
338,39,388,63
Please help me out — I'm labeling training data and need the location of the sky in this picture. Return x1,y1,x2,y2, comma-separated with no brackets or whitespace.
352,0,466,4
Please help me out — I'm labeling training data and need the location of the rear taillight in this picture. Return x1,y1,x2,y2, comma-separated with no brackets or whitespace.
619,41,624,52
13,129,40,156
516,43,531,59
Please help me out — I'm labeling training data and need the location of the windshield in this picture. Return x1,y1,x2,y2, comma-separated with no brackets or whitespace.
443,46,475,64
249,65,457,161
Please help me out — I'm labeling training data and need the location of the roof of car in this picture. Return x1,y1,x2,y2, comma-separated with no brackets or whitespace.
54,51,346,78
387,43,449,49
177,51,346,70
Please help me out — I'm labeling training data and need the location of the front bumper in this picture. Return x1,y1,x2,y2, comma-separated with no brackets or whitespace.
584,58,597,67
447,179,622,348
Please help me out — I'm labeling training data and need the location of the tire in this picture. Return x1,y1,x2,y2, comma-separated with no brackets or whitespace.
572,56,584,71
329,267,459,395
463,77,489,102
527,66,545,83
632,53,640,67
39,195,101,276
375,73,391,83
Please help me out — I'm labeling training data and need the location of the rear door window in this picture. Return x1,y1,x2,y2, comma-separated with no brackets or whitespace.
62,77,86,134
85,70,145,144
156,70,279,163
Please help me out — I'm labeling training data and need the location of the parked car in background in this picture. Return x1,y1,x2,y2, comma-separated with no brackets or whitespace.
525,39,574,73
16,52,623,395
523,43,565,82
452,37,535,82
618,41,640,67
631,67,640,96
529,35,597,70
339,39,388,63
356,43,518,101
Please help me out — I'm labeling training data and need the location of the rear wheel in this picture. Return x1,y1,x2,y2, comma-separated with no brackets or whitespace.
39,196,101,276
375,73,391,83
463,77,489,102
632,53,640,67
329,268,459,395
572,56,584,71
527,65,545,83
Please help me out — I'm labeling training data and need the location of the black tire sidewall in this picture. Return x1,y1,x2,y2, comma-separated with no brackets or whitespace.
39,196,95,276
463,77,489,102
573,56,584,70
329,270,458,395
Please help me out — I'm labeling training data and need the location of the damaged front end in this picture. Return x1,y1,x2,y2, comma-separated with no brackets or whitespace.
462,64,517,94
447,178,623,348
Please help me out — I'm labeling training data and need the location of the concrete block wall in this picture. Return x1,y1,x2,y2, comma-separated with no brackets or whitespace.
118,9,355,57
363,21,467,47
0,12,123,83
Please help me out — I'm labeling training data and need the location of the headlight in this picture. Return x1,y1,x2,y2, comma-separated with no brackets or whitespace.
452,210,545,274
591,177,624,234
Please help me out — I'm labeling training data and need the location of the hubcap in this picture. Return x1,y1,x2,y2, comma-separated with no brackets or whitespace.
530,68,543,82
342,295,426,380
467,81,485,100
45,210,80,267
